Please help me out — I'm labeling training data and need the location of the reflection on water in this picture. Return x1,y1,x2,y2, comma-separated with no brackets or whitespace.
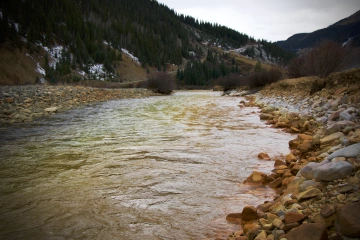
0,91,293,240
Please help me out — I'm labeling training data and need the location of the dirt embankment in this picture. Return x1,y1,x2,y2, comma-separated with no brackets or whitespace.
226,68,360,240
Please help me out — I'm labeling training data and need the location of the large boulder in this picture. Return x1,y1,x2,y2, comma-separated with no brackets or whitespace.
327,143,360,160
298,162,322,180
286,223,328,240
335,202,360,237
314,161,354,181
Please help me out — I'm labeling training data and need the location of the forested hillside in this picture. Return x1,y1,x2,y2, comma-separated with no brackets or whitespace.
0,0,293,85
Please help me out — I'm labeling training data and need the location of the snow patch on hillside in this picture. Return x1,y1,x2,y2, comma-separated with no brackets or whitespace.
36,62,46,76
121,48,140,65
342,37,353,46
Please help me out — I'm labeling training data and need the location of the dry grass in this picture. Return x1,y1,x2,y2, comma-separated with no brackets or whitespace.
0,43,43,85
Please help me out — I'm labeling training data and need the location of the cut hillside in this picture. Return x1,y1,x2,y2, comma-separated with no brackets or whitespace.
0,43,43,85
259,68,360,100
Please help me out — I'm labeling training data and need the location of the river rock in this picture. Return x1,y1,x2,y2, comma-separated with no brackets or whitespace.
348,129,360,144
241,206,258,221
328,108,346,122
320,132,345,145
324,123,342,136
268,178,283,188
258,152,271,160
272,218,285,229
314,161,354,181
300,180,317,192
285,153,297,165
285,223,328,240
244,171,267,184
335,202,360,237
298,162,322,180
285,177,305,196
297,188,322,201
298,134,313,141
254,230,267,240
260,113,273,120
284,212,307,224
226,213,242,223
257,201,275,213
243,221,261,239
340,111,355,121
320,204,335,218
272,230,285,240
45,107,58,113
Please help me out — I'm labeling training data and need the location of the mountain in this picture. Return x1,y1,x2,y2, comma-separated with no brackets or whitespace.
0,0,292,85
276,10,360,52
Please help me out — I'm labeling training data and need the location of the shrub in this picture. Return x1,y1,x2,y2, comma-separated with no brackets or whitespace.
146,72,176,95
247,67,283,88
214,74,244,91
287,40,347,78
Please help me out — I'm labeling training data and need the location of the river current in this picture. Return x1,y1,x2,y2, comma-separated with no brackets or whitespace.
0,91,293,240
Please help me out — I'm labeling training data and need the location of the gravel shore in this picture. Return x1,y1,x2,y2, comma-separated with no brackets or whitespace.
226,68,360,240
0,85,159,124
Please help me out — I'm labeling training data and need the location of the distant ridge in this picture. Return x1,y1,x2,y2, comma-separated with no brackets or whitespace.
275,10,360,52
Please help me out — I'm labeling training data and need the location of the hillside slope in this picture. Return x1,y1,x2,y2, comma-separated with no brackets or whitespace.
0,0,292,86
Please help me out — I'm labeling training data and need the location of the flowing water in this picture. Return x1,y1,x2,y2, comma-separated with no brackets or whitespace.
0,91,293,240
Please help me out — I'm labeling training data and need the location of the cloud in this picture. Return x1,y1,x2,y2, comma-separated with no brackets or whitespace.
158,0,360,41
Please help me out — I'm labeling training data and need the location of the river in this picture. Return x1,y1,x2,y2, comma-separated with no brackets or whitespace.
0,91,293,240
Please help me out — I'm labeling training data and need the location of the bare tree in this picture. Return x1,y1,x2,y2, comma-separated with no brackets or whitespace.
287,40,347,78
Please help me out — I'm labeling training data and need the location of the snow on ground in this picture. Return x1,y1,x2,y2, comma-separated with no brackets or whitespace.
89,64,107,81
39,44,66,68
36,62,46,76
121,48,140,65
343,37,353,46
78,70,86,76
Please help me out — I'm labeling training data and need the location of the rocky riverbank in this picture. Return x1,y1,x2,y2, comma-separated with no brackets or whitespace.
226,68,360,240
0,85,159,124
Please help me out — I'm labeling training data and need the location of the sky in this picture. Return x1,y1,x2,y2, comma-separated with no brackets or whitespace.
157,0,360,42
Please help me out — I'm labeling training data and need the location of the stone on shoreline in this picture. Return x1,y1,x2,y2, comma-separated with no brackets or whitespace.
285,223,328,240
327,143,360,160
314,161,353,181
320,132,345,145
45,107,58,113
335,202,360,237
257,152,271,160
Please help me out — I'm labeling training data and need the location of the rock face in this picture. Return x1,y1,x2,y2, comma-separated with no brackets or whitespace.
286,223,328,240
335,202,360,237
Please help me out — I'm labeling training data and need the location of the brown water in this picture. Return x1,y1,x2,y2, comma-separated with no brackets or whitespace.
0,91,293,240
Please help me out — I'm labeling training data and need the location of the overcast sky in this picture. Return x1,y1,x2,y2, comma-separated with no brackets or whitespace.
157,0,360,42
